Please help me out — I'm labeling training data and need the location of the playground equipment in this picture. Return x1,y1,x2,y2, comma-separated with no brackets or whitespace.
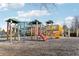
45,20,63,39
44,25,63,39
6,19,20,42
29,20,48,41
52,25,63,39
5,19,63,42
38,30,48,41
29,20,63,41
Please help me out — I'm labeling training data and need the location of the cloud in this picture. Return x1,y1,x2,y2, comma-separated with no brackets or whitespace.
54,20,63,25
18,17,31,22
65,16,74,20
56,3,65,5
8,3,25,9
0,3,8,11
57,3,64,4
0,3,25,11
17,10,50,17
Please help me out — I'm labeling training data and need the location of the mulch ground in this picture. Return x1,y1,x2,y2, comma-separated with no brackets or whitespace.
0,38,78,56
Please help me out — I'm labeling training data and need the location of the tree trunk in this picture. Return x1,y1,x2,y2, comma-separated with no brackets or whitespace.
76,29,79,37
68,29,70,37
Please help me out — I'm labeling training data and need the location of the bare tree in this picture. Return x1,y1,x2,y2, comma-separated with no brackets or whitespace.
40,3,57,12
71,16,79,37
29,3,57,13
63,24,68,37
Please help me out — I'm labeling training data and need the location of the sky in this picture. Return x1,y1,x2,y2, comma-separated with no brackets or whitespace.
0,3,79,30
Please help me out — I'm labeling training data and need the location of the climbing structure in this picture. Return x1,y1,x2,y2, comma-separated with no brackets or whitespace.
45,20,54,38
45,20,63,39
6,18,20,41
29,20,48,41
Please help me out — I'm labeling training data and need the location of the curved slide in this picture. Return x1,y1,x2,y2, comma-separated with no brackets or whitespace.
38,31,48,41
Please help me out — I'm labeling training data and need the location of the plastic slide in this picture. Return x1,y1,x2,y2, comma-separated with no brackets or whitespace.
38,31,48,41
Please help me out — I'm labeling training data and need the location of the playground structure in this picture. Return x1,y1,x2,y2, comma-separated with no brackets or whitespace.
29,20,63,41
45,24,63,39
5,19,63,41
6,19,20,41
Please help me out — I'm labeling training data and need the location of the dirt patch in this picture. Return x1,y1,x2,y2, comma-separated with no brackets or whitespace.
0,38,78,56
